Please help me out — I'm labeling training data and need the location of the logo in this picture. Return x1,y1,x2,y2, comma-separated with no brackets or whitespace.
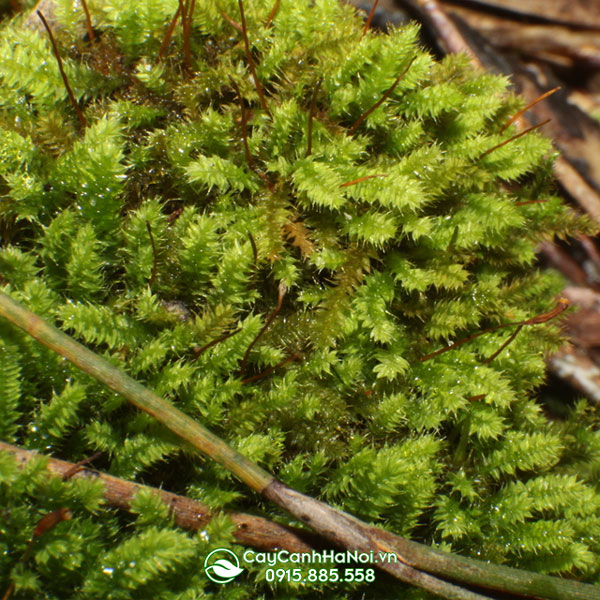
203,548,244,584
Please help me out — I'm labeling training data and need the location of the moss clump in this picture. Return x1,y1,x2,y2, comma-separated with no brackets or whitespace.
1,0,600,597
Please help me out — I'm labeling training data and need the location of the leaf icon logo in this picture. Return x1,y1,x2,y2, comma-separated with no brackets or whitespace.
203,548,244,584
208,559,244,579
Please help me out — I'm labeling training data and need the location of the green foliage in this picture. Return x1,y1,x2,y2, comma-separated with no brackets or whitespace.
0,341,21,441
0,0,599,597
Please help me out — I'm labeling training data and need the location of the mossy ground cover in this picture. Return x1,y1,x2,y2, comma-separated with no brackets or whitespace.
1,0,600,597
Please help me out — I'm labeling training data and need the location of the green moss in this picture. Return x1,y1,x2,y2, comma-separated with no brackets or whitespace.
1,0,599,596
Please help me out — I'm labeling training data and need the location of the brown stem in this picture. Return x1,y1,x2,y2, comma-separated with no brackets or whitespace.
500,87,560,133
219,7,242,31
340,174,387,188
483,324,522,364
240,283,286,376
248,231,258,272
80,0,94,42
522,297,569,325
230,77,274,190
32,507,73,538
265,0,280,27
176,0,189,68
193,328,241,358
157,3,182,62
230,77,254,169
478,119,551,161
62,450,103,480
167,207,184,223
238,0,271,116
348,57,415,135
177,0,188,26
468,394,486,402
361,0,379,37
37,11,87,128
182,0,196,70
419,299,569,363
242,352,300,384
145,221,158,287
0,441,317,554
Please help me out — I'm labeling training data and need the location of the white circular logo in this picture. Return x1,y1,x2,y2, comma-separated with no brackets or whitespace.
203,548,244,584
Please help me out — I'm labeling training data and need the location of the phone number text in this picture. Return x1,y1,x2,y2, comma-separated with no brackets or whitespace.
266,568,375,583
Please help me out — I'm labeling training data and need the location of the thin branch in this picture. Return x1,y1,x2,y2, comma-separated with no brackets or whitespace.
500,87,560,133
230,77,274,190
240,283,286,376
167,207,184,223
477,119,551,161
177,0,187,30
305,78,321,157
176,0,190,69
483,324,522,364
361,0,379,37
193,328,242,358
80,0,94,42
182,0,196,70
230,77,254,169
177,0,188,27
145,221,158,287
242,352,301,385
265,0,280,27
0,289,273,493
37,11,87,128
418,298,569,363
348,57,415,135
219,7,242,31
157,3,182,62
0,441,317,554
247,231,258,272
340,174,387,188
62,450,103,480
238,0,271,116
190,233,257,360
523,298,569,325
468,394,487,402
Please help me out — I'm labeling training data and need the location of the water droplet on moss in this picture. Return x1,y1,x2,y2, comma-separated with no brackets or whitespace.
199,529,210,541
